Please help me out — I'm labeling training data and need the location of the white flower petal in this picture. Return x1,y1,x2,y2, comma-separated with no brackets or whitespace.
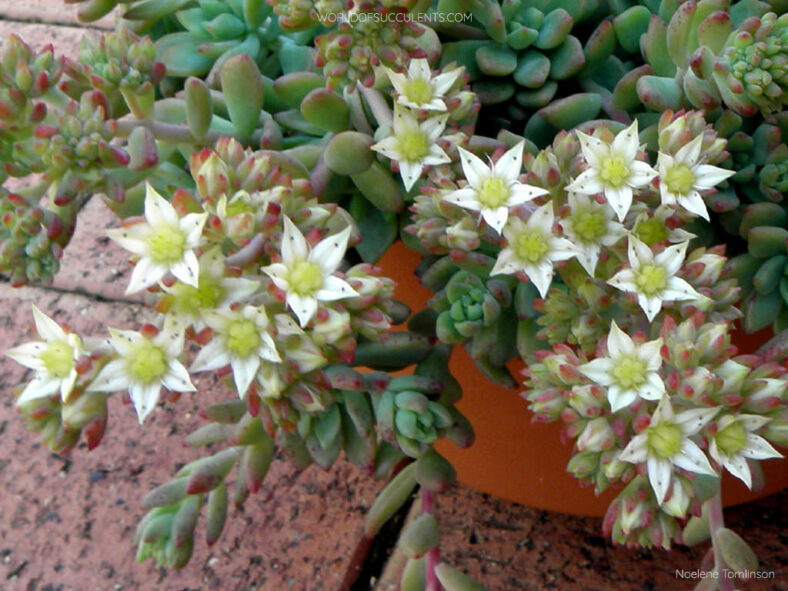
607,321,635,357
481,206,509,235
578,358,615,385
17,375,60,405
311,225,352,274
126,257,167,295
458,147,490,188
87,359,129,392
619,433,649,463
492,141,524,180
5,342,46,370
162,360,196,393
566,169,603,195
605,185,632,222
191,341,230,373
171,252,200,288
740,435,782,460
576,131,607,168
281,216,308,264
723,455,753,489
638,294,663,322
693,164,735,189
423,145,451,166
315,275,358,301
629,160,658,187
288,293,318,328
612,120,640,159
647,457,673,503
442,187,479,210
675,134,703,165
106,225,148,255
370,136,400,161
399,160,423,191
131,382,161,424
32,305,66,342
145,185,178,227
674,440,716,476
422,115,448,142
231,354,260,398
432,68,462,95
609,387,638,412
678,191,710,221
662,276,703,302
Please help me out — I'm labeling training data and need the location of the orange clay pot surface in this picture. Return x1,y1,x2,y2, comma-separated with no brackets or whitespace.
378,241,788,517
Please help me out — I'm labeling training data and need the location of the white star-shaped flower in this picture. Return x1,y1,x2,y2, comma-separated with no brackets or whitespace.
86,325,194,423
578,321,664,412
559,192,626,276
657,134,735,221
619,397,718,504
161,246,260,330
371,106,450,191
490,203,577,297
263,217,359,328
384,59,462,112
442,141,548,235
107,183,207,295
608,237,704,322
566,121,657,222
5,305,83,404
709,413,782,489
190,305,281,398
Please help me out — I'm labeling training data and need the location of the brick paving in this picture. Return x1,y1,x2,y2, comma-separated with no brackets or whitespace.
0,7,786,591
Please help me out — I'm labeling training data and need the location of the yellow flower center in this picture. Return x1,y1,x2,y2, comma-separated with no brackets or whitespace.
171,276,225,316
599,155,630,188
396,129,430,162
663,163,696,195
226,319,262,358
512,230,549,264
288,260,324,295
715,421,748,457
634,264,667,296
40,340,75,379
646,421,683,460
148,225,186,265
570,208,607,243
402,78,434,105
477,176,510,209
126,340,168,385
611,355,648,389
634,218,669,246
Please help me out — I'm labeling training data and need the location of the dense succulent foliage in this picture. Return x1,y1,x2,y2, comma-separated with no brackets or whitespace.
2,0,788,589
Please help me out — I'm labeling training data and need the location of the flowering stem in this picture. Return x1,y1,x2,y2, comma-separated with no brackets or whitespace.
422,488,442,591
110,118,261,147
706,490,735,591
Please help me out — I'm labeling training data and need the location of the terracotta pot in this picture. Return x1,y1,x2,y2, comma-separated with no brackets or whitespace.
378,241,788,517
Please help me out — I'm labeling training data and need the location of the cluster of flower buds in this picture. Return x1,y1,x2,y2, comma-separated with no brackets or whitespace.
0,35,62,178
315,1,439,90
33,92,130,181
63,26,165,119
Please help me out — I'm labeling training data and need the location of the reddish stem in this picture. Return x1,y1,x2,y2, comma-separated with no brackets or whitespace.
707,490,735,591
422,488,442,591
